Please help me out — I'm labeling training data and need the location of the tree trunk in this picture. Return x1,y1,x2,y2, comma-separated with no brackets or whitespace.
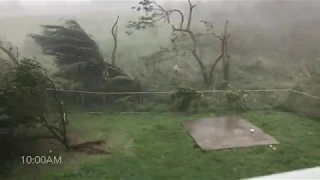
202,70,210,87
222,21,230,85
223,58,230,83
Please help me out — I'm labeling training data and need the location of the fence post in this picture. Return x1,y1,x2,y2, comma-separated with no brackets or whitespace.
81,93,84,105
139,93,142,105
102,94,105,105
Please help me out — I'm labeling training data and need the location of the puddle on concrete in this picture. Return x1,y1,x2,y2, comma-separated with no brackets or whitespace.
183,116,279,150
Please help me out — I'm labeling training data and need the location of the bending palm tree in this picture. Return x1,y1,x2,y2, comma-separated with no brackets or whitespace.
30,20,140,91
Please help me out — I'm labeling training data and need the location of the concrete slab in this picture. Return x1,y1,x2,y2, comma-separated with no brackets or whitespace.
244,167,320,179
183,116,279,150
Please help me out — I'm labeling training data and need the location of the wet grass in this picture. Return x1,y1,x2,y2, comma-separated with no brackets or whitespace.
9,111,320,180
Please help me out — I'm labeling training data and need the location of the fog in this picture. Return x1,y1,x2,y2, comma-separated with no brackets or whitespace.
1,0,320,50
1,2,320,179
1,0,320,90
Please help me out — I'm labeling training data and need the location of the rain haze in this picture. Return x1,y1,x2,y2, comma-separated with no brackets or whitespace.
0,0,319,179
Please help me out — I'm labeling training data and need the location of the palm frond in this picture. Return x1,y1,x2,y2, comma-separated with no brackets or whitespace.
30,20,104,67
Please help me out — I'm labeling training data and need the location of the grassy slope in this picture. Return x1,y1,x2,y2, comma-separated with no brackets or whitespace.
10,111,320,180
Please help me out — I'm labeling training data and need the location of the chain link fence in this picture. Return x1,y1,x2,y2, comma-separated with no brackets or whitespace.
46,88,319,118
283,90,320,118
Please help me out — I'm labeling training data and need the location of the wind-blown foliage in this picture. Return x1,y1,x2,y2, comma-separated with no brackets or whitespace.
30,20,139,91
0,57,70,176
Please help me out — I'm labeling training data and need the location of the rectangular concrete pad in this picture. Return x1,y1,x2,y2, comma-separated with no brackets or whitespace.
183,116,279,150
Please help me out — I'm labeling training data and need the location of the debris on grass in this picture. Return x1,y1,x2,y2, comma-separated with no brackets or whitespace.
269,144,276,150
70,140,111,154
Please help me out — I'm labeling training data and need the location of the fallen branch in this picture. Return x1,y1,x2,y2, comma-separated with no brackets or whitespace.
70,140,110,154
71,140,105,148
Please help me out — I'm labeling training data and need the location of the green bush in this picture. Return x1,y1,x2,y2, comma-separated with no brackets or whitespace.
0,58,68,176
225,87,248,112
0,58,49,175
172,86,202,112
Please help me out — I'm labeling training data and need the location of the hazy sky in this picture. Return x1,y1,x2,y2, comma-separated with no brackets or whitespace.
0,0,189,16
0,0,233,16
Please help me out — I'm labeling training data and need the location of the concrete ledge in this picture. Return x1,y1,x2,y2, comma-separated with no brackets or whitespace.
244,167,320,179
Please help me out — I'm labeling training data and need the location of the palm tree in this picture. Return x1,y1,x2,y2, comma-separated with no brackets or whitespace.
30,20,140,91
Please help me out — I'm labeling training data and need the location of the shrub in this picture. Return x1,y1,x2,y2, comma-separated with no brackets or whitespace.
0,58,68,176
172,86,202,112
225,86,248,112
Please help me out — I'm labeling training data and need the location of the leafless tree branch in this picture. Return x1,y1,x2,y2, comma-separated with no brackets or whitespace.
171,9,184,29
46,75,70,150
111,15,119,65
187,0,196,30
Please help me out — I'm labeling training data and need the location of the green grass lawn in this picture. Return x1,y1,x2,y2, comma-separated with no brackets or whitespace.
9,111,320,180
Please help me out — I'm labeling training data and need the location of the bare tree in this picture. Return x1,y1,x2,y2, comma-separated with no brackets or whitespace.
199,20,231,85
127,0,231,87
